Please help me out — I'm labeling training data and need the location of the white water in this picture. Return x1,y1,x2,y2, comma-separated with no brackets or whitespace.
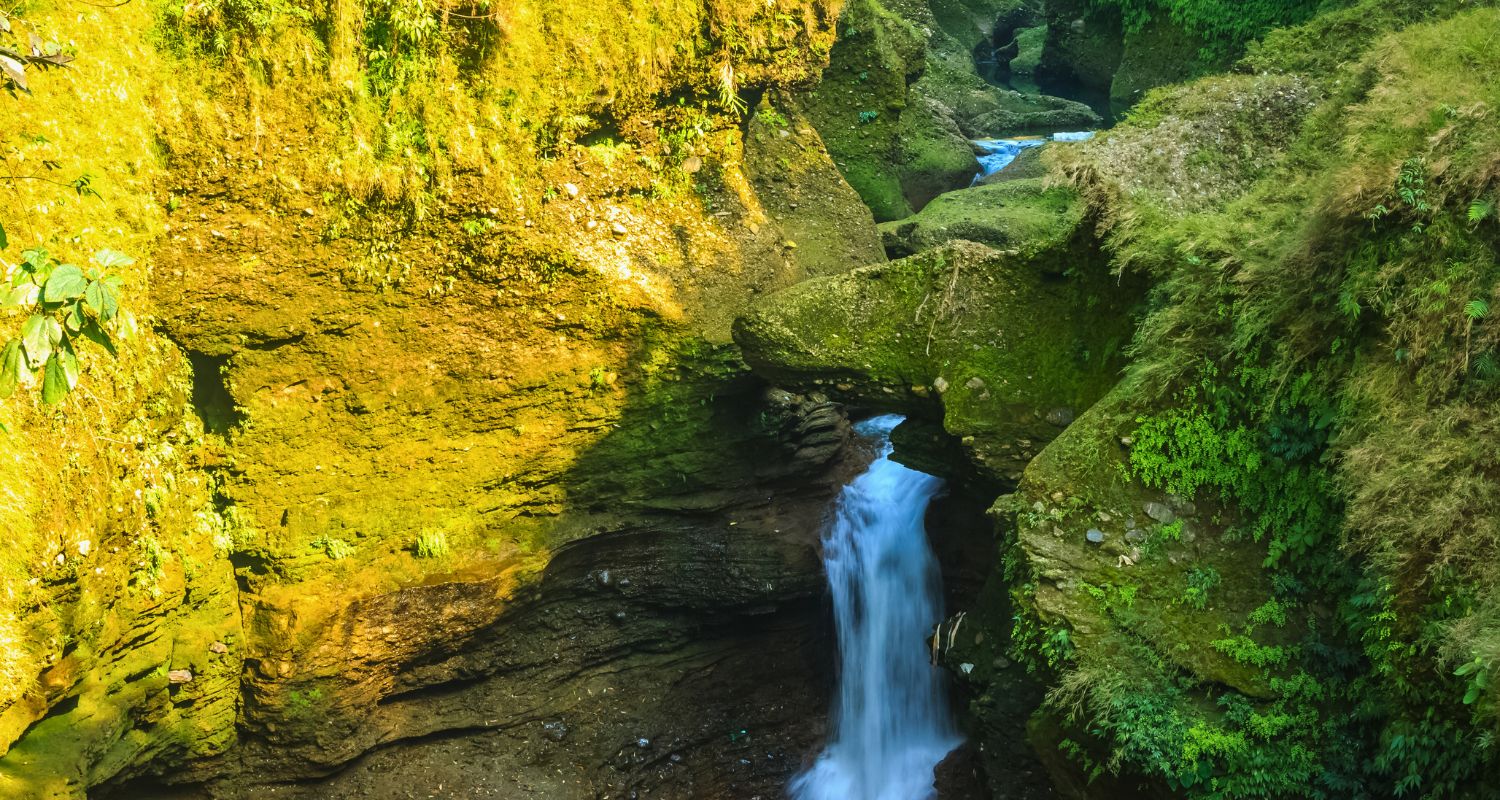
790,415,960,800
970,131,1097,183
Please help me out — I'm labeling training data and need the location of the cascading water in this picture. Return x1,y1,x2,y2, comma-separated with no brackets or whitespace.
790,415,960,800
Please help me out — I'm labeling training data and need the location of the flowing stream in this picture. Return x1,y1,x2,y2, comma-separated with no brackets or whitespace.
790,415,960,800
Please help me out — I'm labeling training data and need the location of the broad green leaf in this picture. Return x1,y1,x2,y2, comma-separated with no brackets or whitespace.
43,264,87,302
1464,684,1481,705
41,353,68,404
20,247,49,272
0,220,7,250
91,249,134,269
3,281,38,308
58,342,79,390
0,340,20,399
84,280,118,321
21,314,54,368
1456,660,1481,676
65,301,85,333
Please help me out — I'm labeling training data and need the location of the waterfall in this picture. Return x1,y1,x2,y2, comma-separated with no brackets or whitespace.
791,415,960,800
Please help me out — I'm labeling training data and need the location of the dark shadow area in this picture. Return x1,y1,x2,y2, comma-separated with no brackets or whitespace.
186,351,243,435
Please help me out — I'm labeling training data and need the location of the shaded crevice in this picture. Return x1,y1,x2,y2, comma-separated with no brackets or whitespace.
186,351,243,435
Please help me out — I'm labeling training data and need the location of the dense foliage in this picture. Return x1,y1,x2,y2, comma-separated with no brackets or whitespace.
1030,0,1500,796
1090,0,1328,59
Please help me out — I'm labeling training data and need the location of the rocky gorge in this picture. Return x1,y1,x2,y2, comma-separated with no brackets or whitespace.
2,0,1500,798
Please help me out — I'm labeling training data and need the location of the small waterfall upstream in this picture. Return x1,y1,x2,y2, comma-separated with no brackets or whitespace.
791,415,960,800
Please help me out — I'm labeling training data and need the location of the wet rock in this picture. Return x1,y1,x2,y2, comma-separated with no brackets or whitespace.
1045,407,1075,427
1085,529,1105,545
933,742,988,800
209,641,229,654
542,720,570,742
167,669,195,685
933,376,950,394
1143,501,1175,524
965,377,986,392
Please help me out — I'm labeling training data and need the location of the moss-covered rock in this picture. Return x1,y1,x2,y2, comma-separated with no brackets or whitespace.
735,235,1137,481
1036,0,1124,97
1110,16,1225,110
879,178,1080,257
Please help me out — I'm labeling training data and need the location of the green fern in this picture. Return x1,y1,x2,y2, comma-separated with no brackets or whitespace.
1469,198,1496,224
1465,299,1490,320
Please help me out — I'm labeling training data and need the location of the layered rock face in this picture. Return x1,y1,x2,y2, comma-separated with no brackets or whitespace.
0,0,906,796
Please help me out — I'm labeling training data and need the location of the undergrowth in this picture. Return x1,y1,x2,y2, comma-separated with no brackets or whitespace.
1024,2,1500,796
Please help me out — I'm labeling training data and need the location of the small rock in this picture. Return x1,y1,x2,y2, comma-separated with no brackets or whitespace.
542,720,570,741
1144,501,1176,524
933,376,950,393
610,222,628,237
965,377,986,391
1180,524,1197,544
209,641,229,654
302,207,315,217
1050,491,1066,503
1169,495,1198,516
612,611,627,623
563,182,579,198
959,663,975,675
1125,529,1146,543
636,738,652,749
1045,407,1075,427
1085,529,1106,545
993,656,1012,670
167,669,194,685
1119,435,1135,447
682,156,703,174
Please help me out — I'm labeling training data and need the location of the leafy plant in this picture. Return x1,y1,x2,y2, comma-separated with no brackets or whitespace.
413,529,448,558
858,110,879,125
1455,657,1491,706
310,536,353,560
0,11,74,96
1180,565,1222,610
1469,198,1495,225
0,248,131,404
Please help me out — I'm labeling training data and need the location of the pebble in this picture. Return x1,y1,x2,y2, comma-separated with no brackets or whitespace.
1085,529,1106,544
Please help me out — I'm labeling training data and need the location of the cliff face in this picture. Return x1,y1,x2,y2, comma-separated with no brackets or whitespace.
0,0,897,796
738,1,1500,798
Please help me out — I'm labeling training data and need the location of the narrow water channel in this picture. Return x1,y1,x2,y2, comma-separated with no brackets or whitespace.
790,415,959,800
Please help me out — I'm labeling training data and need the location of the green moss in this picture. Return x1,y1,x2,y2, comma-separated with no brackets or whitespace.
736,234,1138,481
1024,4,1500,795
879,178,1081,257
